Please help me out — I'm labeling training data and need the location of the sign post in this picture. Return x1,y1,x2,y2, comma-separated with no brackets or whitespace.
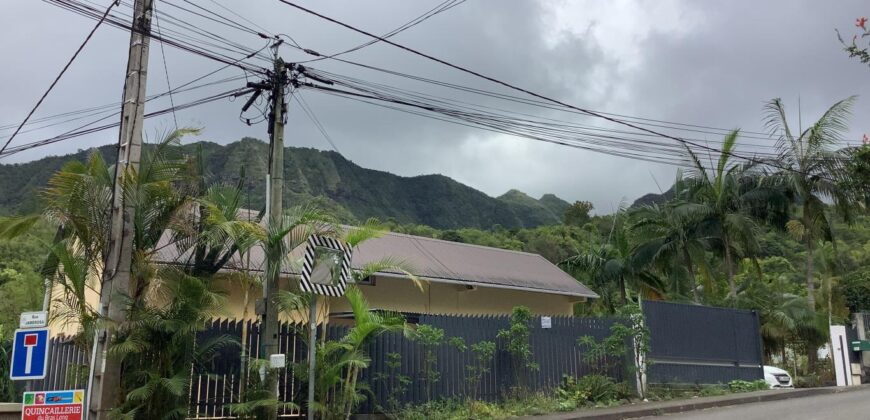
299,235,352,420
22,389,85,420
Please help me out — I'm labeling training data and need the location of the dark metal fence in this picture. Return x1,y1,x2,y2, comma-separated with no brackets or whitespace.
28,302,766,415
643,300,765,385
359,314,623,412
18,336,89,393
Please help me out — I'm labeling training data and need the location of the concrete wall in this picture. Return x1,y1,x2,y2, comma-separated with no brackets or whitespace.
0,404,20,420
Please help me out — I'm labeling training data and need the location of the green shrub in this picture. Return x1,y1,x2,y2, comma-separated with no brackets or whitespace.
557,374,624,407
398,395,560,420
728,379,769,392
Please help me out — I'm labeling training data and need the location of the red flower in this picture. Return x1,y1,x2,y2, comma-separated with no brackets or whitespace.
857,17,868,30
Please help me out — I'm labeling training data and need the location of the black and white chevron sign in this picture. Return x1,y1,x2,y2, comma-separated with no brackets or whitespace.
299,235,352,297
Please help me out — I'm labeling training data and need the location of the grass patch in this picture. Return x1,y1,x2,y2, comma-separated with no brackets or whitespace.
397,394,561,420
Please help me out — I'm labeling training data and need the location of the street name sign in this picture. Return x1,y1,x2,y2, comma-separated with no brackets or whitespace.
10,328,50,380
19,311,48,329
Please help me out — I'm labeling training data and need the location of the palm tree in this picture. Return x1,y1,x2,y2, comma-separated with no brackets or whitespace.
270,221,419,419
763,97,857,310
0,129,199,341
630,196,711,303
734,269,827,375
562,210,664,312
109,268,235,419
682,130,765,298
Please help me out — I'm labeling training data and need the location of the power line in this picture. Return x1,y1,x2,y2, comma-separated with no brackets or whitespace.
300,83,695,167
1,87,253,158
277,0,848,181
0,72,247,140
292,90,341,154
46,0,269,74
0,0,116,156
204,0,274,37
297,0,465,64
304,67,786,154
153,1,179,130
313,56,863,146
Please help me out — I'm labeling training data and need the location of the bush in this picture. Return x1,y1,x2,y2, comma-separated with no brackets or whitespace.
728,379,769,392
557,374,625,408
398,395,560,420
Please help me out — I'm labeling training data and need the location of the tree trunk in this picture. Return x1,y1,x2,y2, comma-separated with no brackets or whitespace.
239,285,250,399
805,228,817,373
683,245,700,302
805,236,816,310
724,235,737,299
619,275,627,305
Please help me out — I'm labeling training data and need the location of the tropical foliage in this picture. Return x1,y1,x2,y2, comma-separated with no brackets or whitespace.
1,93,869,410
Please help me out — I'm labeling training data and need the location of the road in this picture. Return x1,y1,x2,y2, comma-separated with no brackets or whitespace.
641,388,870,420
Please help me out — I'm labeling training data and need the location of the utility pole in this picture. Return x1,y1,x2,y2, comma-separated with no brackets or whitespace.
257,40,289,420
86,0,153,417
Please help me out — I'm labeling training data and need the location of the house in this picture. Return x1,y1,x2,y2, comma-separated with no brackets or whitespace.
48,224,597,335
172,229,596,319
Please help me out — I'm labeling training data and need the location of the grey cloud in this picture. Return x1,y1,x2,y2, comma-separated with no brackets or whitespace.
2,0,868,214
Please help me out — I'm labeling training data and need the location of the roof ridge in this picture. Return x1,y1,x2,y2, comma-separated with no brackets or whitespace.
382,230,541,257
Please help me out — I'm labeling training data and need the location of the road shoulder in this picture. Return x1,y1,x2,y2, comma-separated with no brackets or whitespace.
519,385,870,420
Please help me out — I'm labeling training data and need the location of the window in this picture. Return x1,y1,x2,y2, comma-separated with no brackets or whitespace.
356,275,376,286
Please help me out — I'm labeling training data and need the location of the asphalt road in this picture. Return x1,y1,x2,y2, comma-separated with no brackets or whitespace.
641,388,870,420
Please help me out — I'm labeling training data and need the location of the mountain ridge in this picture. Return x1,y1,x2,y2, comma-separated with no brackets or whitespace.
0,138,571,229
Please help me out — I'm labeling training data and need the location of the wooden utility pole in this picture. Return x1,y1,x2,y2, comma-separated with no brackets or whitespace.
260,48,288,420
86,0,153,416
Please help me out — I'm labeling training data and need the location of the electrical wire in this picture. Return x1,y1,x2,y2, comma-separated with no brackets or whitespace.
45,0,269,74
313,57,864,147
153,1,179,130
0,72,248,140
277,0,850,181
1,87,253,158
0,0,116,156
297,0,465,64
292,90,341,154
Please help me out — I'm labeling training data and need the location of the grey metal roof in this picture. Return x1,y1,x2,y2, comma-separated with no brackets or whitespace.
351,231,597,298
152,217,598,299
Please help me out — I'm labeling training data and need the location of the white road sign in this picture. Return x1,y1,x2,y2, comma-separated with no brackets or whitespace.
19,311,48,329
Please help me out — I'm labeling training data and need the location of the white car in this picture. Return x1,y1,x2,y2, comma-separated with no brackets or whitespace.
764,365,794,388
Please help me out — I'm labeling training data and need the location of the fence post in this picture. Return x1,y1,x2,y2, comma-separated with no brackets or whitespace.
752,310,765,377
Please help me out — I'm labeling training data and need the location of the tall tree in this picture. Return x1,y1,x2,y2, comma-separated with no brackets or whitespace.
630,196,711,303
682,130,764,298
763,97,857,311
562,210,664,312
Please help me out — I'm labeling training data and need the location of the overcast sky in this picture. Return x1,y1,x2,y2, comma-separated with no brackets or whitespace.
2,0,868,213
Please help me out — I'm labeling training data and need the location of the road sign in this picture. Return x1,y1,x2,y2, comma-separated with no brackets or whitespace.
299,235,352,297
10,328,50,381
19,311,48,329
21,389,84,420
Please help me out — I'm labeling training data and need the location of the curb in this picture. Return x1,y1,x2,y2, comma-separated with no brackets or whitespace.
527,385,870,419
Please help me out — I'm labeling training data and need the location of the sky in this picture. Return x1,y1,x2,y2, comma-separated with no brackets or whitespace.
1,0,868,213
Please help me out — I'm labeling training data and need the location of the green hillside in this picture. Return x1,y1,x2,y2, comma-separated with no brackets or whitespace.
0,138,568,229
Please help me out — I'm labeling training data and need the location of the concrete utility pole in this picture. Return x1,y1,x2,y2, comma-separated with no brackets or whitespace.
260,47,288,420
86,0,153,417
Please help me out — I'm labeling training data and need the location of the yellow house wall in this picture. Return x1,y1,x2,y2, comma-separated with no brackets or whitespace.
327,276,576,316
172,275,575,320
47,273,576,337
47,271,101,338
